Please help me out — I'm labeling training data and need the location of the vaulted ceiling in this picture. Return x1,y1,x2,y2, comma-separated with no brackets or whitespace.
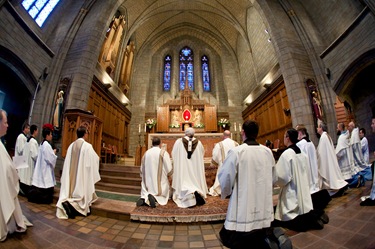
119,0,254,53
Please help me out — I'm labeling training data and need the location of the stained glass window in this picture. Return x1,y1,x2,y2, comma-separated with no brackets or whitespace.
179,47,194,90
163,55,172,91
22,0,60,27
201,55,211,91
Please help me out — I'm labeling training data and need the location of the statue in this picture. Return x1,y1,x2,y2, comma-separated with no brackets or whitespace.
53,91,64,130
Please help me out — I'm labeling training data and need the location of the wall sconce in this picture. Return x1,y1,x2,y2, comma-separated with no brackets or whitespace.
283,108,291,116
263,83,272,90
103,83,112,90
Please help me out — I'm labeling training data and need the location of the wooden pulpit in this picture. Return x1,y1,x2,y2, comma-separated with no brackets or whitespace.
61,109,103,158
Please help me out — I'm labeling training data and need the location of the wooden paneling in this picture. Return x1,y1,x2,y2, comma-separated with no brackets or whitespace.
204,105,217,131
87,81,130,156
156,106,170,132
242,80,292,147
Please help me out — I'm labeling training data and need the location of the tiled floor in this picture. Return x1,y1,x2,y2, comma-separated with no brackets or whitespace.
1,182,375,249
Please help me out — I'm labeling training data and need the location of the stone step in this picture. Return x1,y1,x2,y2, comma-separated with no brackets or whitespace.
99,175,141,185
99,168,140,178
95,181,141,195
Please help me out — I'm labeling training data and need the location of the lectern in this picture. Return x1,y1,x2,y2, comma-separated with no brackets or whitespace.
61,109,103,158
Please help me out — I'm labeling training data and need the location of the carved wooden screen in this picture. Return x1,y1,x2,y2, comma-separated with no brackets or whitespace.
156,106,169,132
204,105,217,131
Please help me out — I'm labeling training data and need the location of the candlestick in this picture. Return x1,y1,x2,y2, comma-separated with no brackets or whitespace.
144,123,146,133
138,124,141,133
238,123,241,132
234,122,237,132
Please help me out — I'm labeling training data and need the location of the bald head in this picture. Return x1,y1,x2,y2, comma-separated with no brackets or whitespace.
223,130,231,138
348,121,355,132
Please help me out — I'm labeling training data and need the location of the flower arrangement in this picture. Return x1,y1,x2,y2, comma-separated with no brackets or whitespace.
194,123,204,128
218,118,230,127
146,118,156,129
169,123,180,128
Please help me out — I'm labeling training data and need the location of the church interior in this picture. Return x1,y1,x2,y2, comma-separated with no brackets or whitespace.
1,0,375,248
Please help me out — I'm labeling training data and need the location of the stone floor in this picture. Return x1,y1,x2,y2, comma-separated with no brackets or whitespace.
1,181,375,249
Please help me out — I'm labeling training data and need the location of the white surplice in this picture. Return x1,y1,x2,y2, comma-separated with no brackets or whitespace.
350,128,368,173
335,131,352,180
274,147,313,221
296,138,320,194
56,138,100,219
208,138,238,196
140,146,173,205
32,141,57,189
172,136,207,208
360,137,369,165
15,133,27,156
0,141,27,242
218,143,275,232
18,137,38,186
317,132,347,191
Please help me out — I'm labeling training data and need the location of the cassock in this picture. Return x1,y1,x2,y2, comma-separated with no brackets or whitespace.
296,138,320,194
317,132,347,193
140,146,173,205
30,140,57,204
208,138,238,196
56,138,101,219
274,146,313,222
15,132,27,156
335,131,352,180
172,136,207,208
0,141,27,241
218,142,275,232
18,136,39,194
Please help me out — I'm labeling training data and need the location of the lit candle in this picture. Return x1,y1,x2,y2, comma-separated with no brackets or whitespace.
138,124,141,133
144,123,146,132
234,122,237,132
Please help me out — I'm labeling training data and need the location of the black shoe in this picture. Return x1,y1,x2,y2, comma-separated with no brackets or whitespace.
194,191,206,206
136,198,145,207
331,186,347,198
312,219,324,230
360,198,375,206
320,213,329,224
62,201,75,219
148,194,157,208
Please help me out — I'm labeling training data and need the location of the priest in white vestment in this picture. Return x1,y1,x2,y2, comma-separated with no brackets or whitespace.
360,117,375,206
29,125,57,204
347,122,371,186
138,137,173,207
14,122,30,157
18,125,39,196
359,128,370,165
316,122,348,196
0,109,28,242
296,125,320,194
218,120,276,248
171,128,207,208
274,128,324,232
208,130,238,196
56,126,101,219
335,124,352,180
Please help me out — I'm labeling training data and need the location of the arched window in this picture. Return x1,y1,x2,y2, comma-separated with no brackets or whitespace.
201,55,211,91
22,0,60,27
163,55,172,91
179,47,194,90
